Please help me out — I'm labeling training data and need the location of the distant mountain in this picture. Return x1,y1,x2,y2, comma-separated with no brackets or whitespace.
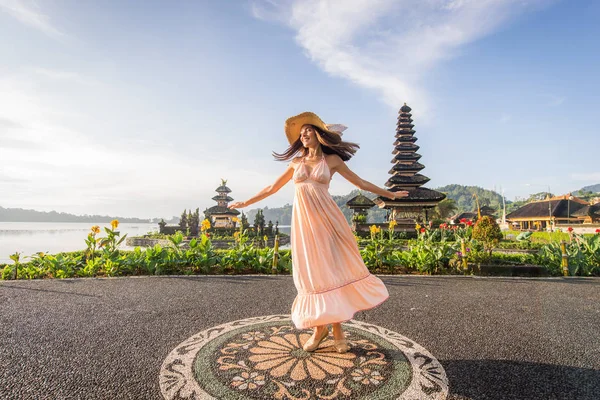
245,189,390,225
243,185,522,224
434,184,508,214
0,206,151,223
577,183,600,193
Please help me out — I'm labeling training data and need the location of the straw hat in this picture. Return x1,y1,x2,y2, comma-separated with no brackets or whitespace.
284,111,347,145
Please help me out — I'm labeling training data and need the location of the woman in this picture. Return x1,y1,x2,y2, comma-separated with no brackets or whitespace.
228,112,408,353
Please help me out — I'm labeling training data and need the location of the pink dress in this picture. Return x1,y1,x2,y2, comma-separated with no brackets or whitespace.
289,155,389,329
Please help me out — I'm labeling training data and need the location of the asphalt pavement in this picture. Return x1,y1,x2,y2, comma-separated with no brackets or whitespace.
1,275,599,399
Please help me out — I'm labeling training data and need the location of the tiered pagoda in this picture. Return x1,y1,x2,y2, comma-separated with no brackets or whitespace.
204,178,240,228
373,103,446,231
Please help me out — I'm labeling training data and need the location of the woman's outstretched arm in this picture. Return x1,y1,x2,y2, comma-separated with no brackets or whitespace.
331,155,408,200
228,164,295,209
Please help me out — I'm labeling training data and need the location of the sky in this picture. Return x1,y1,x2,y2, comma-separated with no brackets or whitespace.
0,0,598,219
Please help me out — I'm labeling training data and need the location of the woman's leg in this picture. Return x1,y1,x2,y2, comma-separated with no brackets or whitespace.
331,322,350,353
331,322,345,340
313,325,328,336
303,324,329,351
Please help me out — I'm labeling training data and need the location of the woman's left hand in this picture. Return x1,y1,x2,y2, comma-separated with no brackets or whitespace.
391,191,409,199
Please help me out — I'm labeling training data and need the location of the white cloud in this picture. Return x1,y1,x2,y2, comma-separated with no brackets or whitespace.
0,67,294,218
0,0,65,38
251,0,553,117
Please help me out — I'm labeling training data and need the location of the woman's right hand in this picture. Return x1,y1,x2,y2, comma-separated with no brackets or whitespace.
228,201,246,209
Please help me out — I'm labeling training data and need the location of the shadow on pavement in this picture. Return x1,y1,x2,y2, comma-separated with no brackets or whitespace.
444,359,600,399
473,277,600,286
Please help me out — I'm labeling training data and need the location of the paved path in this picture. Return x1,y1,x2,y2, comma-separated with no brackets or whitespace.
1,275,599,399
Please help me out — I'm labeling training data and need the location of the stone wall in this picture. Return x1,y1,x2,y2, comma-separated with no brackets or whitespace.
126,235,290,250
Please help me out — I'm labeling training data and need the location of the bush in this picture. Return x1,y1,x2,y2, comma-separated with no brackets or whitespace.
472,216,503,257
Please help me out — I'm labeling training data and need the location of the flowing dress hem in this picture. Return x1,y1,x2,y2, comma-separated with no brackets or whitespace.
290,274,389,330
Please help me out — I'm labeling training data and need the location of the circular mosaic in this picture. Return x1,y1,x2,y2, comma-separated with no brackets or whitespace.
160,315,448,399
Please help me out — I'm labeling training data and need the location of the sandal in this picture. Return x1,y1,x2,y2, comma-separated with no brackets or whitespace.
333,339,350,354
303,327,329,352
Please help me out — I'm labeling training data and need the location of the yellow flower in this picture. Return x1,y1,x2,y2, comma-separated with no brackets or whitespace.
263,235,268,242
232,217,240,223
201,219,211,231
388,220,397,229
415,223,421,231
91,225,100,234
234,231,240,238
37,252,45,258
369,225,378,234
110,220,119,230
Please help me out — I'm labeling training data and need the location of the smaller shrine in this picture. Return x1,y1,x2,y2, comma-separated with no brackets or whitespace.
347,192,375,228
204,178,240,228
450,206,497,224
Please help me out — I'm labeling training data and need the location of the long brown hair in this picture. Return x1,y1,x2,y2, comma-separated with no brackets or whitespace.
272,125,360,162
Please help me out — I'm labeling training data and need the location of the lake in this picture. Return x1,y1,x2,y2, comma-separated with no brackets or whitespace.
0,222,291,264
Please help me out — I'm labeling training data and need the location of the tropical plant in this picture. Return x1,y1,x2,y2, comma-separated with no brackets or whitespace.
472,216,502,257
98,220,127,260
432,198,458,220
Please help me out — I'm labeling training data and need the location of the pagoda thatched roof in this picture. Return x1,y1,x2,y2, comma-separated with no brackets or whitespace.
393,153,421,162
212,195,234,202
572,203,600,218
392,144,420,153
385,174,430,187
216,185,231,193
388,163,425,174
394,136,417,144
376,187,446,204
395,130,416,138
346,193,375,208
204,206,240,216
479,205,497,215
450,212,478,223
506,199,586,220
450,207,496,223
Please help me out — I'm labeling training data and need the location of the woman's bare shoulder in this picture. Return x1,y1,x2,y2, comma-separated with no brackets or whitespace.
289,156,303,166
325,153,344,166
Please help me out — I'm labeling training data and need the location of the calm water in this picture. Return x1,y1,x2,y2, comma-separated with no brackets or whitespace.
0,222,292,264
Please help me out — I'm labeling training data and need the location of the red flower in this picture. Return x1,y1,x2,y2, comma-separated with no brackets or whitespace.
459,218,467,224
466,221,473,226
567,227,573,233
595,229,600,234
420,228,426,233
440,223,447,229
206,233,211,238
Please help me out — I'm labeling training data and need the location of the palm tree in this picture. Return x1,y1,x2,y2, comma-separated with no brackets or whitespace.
432,198,458,220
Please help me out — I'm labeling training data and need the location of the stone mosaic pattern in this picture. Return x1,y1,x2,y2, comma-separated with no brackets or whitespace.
160,315,448,399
